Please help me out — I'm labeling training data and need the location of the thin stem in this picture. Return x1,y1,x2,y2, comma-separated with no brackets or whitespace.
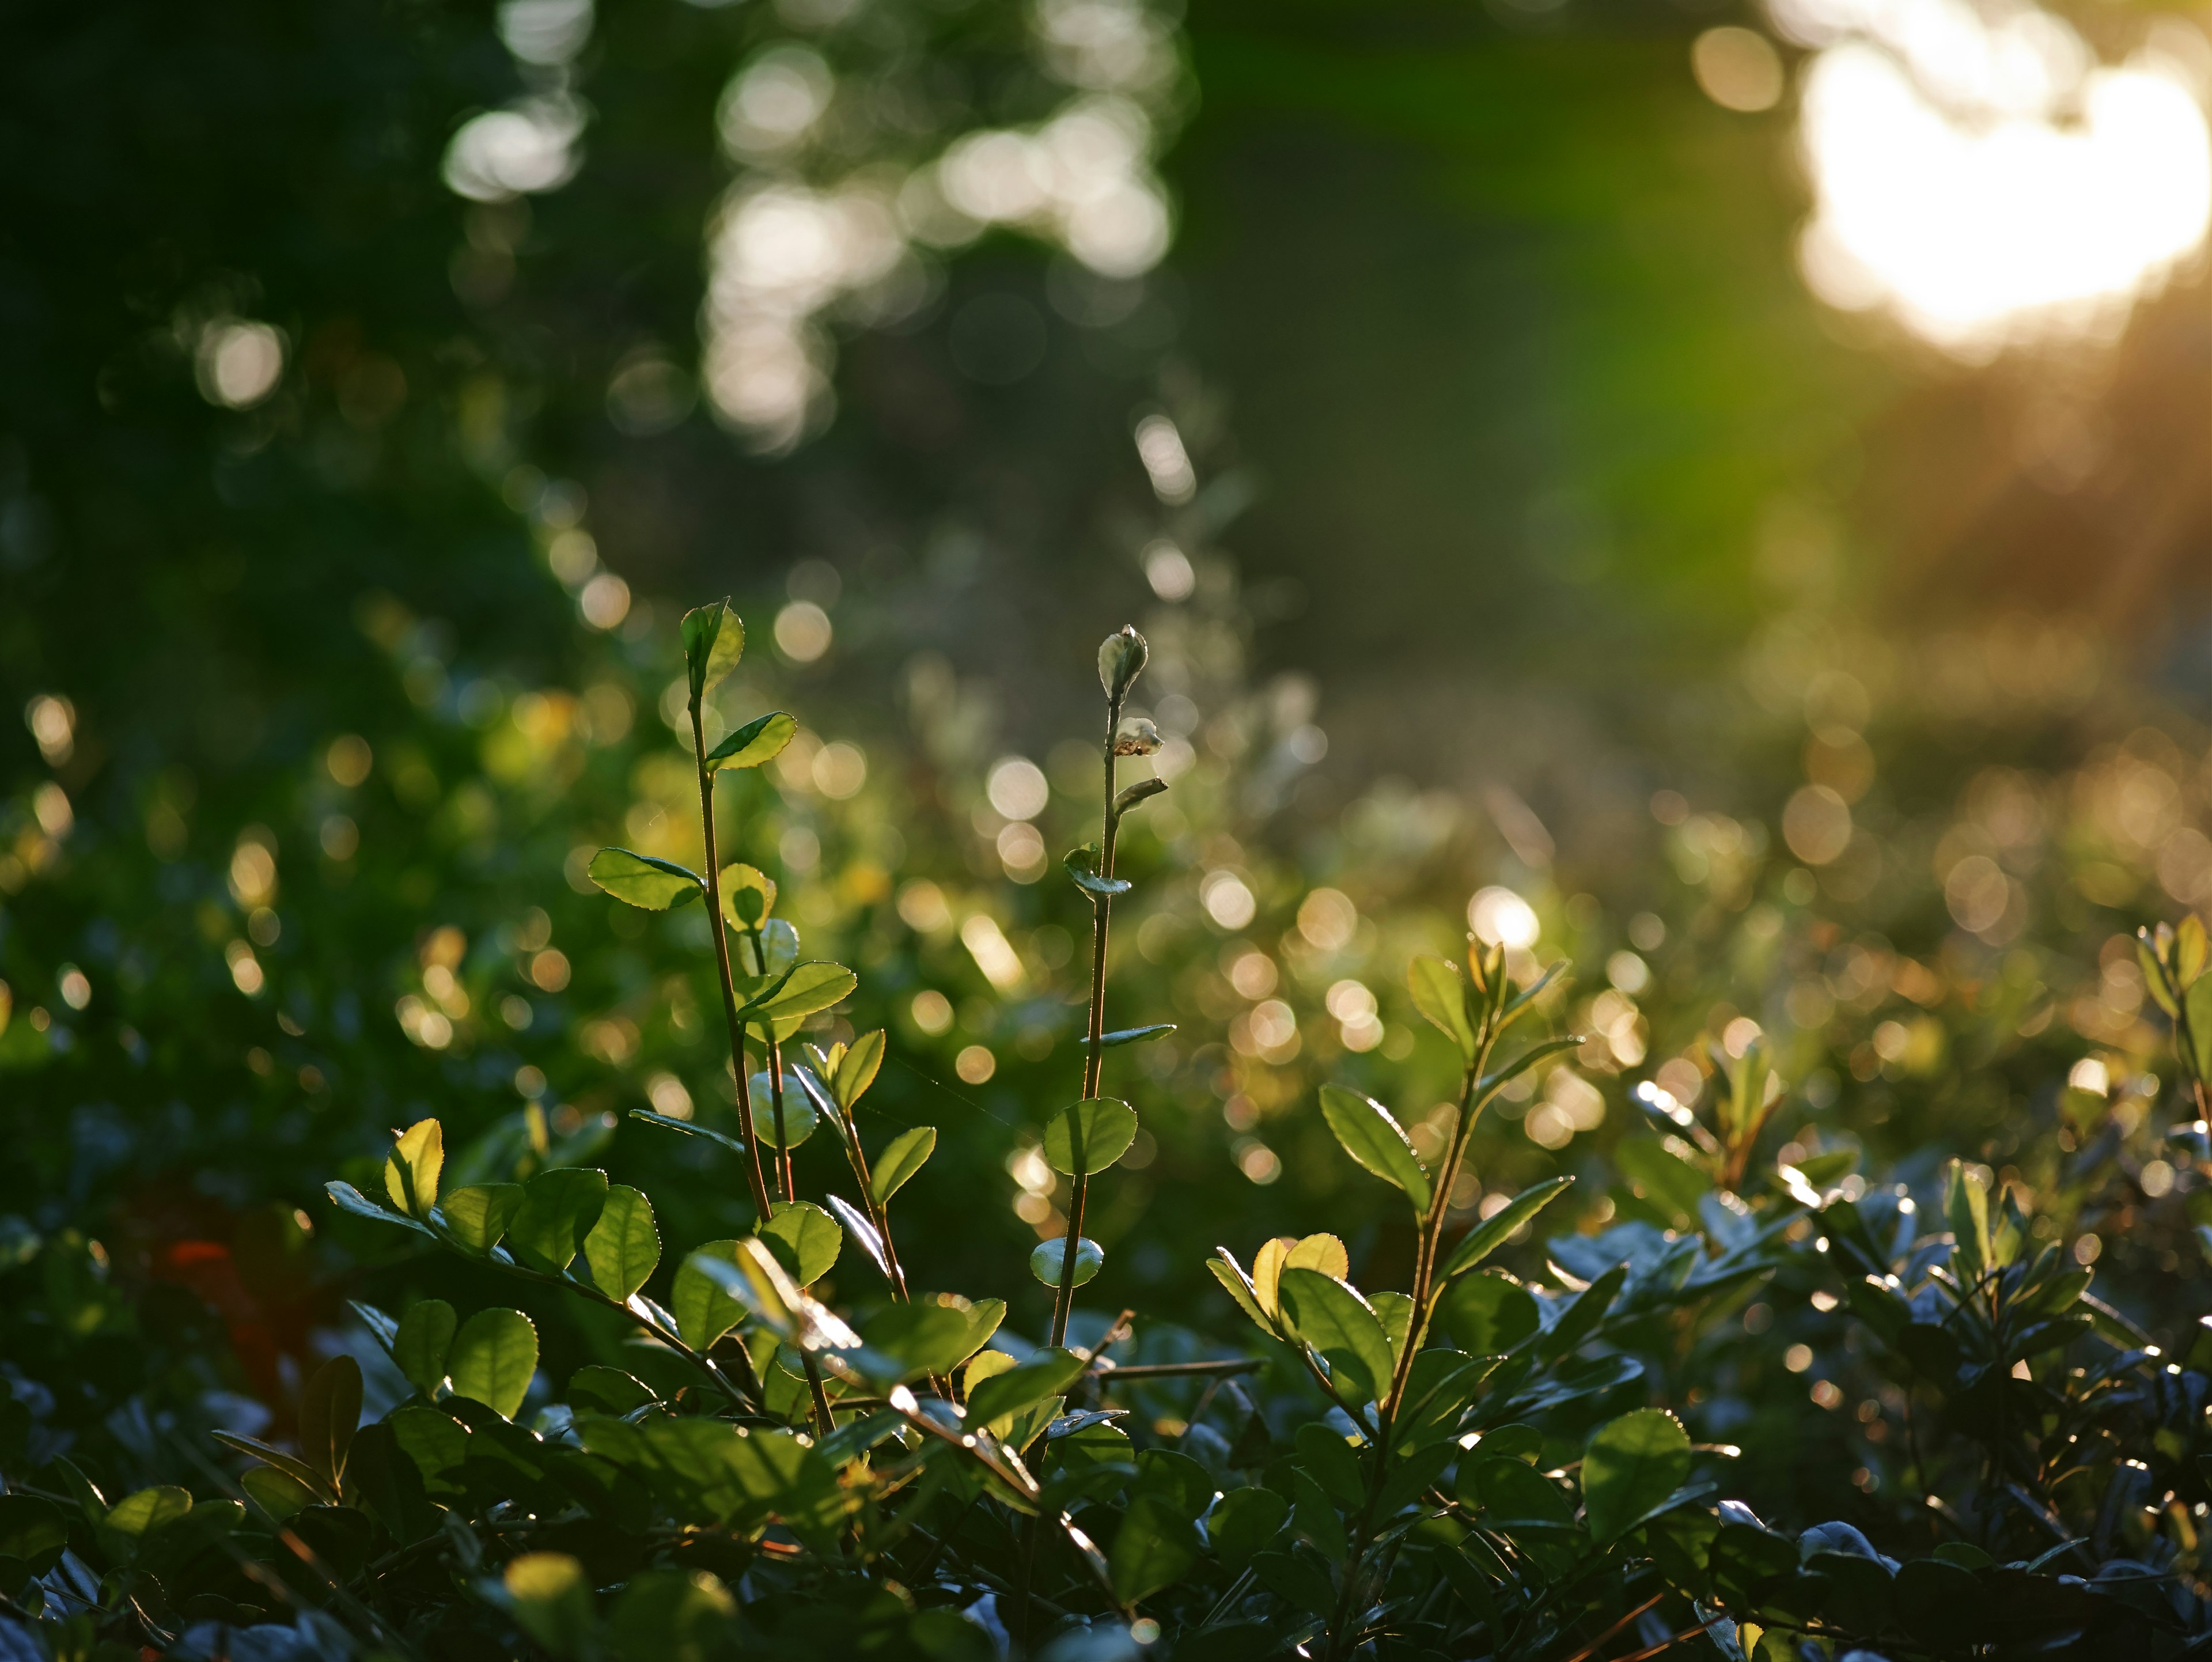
693,705,774,1222
767,1030,793,1203
1052,694,1123,1349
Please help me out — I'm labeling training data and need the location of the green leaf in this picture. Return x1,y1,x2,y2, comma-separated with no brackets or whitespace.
507,1167,609,1274
671,1240,747,1350
718,863,777,927
869,1125,936,1206
1613,1137,1709,1226
441,1183,525,1253
609,1566,737,1662
1439,1271,1541,1354
1112,1493,1202,1606
734,919,800,982
589,847,704,911
96,1486,191,1563
393,1300,456,1397
835,1029,885,1106
2187,974,2212,1087
955,1298,1007,1364
1207,1252,1273,1335
747,1078,819,1150
1319,1085,1431,1214
1945,1159,1990,1279
1582,1408,1692,1543
1276,1267,1396,1406
1043,1097,1139,1176
965,1347,1086,1430
858,1304,975,1378
706,710,797,771
1089,1024,1176,1050
1436,1176,1575,1283
567,1366,658,1415
628,1111,749,1161
1408,956,1477,1058
682,600,744,702
240,1467,317,1523
0,1496,68,1578
383,1118,443,1217
743,961,857,1023
1476,1037,1585,1101
210,1433,330,1503
298,1354,362,1487
1065,846,1131,898
1206,1486,1290,1566
324,1179,435,1238
1029,1235,1103,1287
761,1201,842,1286
447,1308,538,1418
504,1550,595,1657
583,1184,661,1301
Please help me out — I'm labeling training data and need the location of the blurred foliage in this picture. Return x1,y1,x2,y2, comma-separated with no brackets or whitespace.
7,0,2212,1655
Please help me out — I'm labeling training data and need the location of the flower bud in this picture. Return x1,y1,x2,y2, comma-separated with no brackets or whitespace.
1097,625,1148,702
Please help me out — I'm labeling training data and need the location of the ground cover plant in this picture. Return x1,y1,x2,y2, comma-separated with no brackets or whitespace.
5,604,2212,1662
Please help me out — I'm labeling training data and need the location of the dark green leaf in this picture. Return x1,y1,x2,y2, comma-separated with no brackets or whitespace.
747,1077,819,1150
298,1354,362,1486
325,1179,435,1239
567,1365,658,1415
96,1486,191,1563
1065,846,1131,897
1111,1494,1200,1604
0,1496,69,1578
1206,1486,1289,1566
1440,1270,1540,1354
1476,1037,1585,1101
858,1304,974,1377
1581,1408,1691,1543
1030,1235,1104,1286
393,1300,456,1397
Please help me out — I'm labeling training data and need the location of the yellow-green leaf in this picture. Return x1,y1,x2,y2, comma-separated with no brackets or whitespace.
384,1119,443,1217
448,1308,538,1418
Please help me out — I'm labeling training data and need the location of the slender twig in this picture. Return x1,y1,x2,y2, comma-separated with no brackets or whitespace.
1556,1589,1666,1662
1052,687,1125,1348
693,701,774,1221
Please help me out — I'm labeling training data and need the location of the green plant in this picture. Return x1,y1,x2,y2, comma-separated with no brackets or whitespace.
10,607,2212,1662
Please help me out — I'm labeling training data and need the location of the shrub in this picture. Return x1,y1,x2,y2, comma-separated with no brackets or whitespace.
5,606,2209,1662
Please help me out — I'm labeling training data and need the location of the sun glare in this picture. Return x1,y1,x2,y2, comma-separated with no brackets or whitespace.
1770,0,2212,355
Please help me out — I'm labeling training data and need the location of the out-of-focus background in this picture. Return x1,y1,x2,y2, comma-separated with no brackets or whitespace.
5,0,2211,1528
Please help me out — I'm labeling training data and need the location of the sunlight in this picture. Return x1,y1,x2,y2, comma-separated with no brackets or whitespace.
1773,0,2212,354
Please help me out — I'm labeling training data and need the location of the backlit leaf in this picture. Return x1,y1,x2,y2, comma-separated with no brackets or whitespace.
1582,1408,1691,1543
1042,1097,1138,1176
384,1118,443,1217
441,1183,525,1254
762,1201,842,1286
583,1184,660,1301
1437,1177,1574,1283
589,847,703,911
1277,1267,1396,1407
1408,956,1477,1059
671,1240,746,1350
447,1308,537,1419
706,711,797,771
967,1347,1086,1429
507,1167,609,1274
393,1300,456,1396
869,1126,936,1206
1319,1085,1431,1214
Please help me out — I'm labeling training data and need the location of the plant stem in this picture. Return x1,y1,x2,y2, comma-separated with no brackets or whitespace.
1051,691,1123,1349
692,703,774,1222
767,1029,793,1203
